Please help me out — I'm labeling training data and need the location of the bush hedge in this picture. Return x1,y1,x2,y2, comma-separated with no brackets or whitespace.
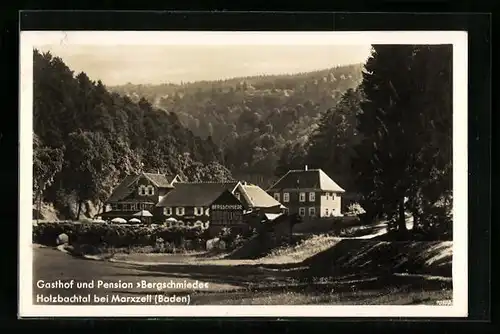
33,222,209,250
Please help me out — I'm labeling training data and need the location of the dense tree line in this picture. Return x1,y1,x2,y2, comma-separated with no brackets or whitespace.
109,64,364,186
34,45,452,239
33,50,232,219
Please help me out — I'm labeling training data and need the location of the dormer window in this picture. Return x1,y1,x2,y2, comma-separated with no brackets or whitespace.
194,207,204,216
176,207,185,216
164,207,172,216
147,185,154,196
138,185,146,196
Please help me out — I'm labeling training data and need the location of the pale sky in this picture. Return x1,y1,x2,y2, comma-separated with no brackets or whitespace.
36,44,372,86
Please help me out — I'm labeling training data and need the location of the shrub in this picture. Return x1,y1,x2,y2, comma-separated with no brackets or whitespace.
345,203,366,216
216,227,252,251
33,222,211,251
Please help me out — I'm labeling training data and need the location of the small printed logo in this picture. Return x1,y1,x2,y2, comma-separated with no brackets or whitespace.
436,299,452,306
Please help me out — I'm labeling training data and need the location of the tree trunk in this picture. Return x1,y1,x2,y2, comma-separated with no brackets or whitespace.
37,192,42,223
412,208,420,232
398,197,407,232
76,201,82,221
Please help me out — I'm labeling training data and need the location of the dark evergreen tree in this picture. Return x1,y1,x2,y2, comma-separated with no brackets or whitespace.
353,45,452,238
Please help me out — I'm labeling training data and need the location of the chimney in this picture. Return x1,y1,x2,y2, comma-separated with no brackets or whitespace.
305,165,308,171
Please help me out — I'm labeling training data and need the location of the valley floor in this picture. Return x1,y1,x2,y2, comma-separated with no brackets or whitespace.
32,230,453,306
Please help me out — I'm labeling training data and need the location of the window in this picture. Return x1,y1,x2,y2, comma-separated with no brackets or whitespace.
274,193,280,201
205,208,210,216
332,193,336,200
138,185,146,196
309,207,316,217
309,192,315,202
130,203,137,211
299,192,306,202
176,207,185,216
234,192,241,200
325,192,330,199
111,203,117,210
147,186,154,196
325,208,329,216
283,192,290,202
195,207,204,216
299,207,306,217
164,207,172,216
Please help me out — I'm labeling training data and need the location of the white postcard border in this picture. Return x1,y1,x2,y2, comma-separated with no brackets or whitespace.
19,31,468,318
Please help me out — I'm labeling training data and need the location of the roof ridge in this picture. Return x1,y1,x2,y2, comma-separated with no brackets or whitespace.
266,170,292,191
238,183,255,206
178,181,238,184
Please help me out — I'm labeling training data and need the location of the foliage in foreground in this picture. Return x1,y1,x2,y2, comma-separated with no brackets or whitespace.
33,222,209,251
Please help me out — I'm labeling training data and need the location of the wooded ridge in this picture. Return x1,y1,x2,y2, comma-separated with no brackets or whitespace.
33,45,453,240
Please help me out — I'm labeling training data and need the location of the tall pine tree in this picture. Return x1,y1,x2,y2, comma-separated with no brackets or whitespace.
354,45,452,237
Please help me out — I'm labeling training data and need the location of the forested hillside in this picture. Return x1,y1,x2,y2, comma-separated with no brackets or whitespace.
33,44,452,240
33,50,233,220
109,64,364,186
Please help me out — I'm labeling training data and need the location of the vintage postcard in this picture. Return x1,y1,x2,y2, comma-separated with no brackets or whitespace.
19,31,468,317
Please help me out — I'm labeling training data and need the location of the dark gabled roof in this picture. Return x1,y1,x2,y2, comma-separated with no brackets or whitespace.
267,168,345,192
106,172,175,203
156,182,241,207
142,173,176,188
210,189,246,208
106,174,141,203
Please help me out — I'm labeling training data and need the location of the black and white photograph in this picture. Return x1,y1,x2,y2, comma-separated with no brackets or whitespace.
19,31,468,317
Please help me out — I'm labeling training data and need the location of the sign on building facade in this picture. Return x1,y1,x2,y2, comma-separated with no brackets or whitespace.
209,190,246,235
